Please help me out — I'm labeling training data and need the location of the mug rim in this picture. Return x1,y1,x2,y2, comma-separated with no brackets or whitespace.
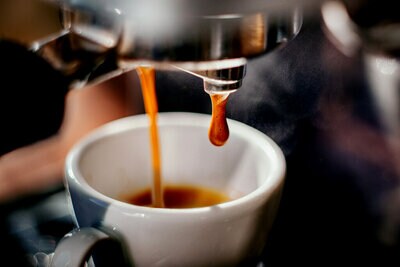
65,112,286,215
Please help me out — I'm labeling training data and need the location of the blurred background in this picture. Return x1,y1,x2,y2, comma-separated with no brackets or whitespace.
1,0,399,266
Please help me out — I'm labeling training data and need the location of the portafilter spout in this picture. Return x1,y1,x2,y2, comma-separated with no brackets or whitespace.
32,0,305,92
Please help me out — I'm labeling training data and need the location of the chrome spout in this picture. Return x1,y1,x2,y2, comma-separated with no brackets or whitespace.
173,59,246,93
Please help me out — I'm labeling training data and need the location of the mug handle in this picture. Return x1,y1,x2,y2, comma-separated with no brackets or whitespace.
50,227,133,267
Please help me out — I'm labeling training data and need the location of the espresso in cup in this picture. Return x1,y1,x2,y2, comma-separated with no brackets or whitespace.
51,66,286,267
54,112,286,267
122,184,230,208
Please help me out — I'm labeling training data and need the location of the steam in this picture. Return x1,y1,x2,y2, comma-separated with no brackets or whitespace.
227,31,325,156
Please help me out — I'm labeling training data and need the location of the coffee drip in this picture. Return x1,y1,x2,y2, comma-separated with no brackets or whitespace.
208,93,230,147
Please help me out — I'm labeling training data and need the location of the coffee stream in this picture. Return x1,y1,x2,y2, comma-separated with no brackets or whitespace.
136,66,231,208
136,66,164,208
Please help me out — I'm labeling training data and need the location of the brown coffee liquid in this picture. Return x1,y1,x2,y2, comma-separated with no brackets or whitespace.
208,93,230,146
136,66,164,208
136,66,232,208
126,184,230,208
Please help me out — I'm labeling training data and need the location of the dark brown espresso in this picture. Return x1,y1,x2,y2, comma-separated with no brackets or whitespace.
126,184,230,208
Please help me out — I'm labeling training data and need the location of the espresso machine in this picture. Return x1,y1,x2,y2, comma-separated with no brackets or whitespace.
0,0,399,266
0,0,306,155
31,0,307,93
0,0,307,158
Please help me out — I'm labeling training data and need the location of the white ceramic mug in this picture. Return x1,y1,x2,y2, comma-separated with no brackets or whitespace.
51,112,286,267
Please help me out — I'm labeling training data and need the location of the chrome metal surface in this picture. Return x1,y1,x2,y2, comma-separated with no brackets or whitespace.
32,0,305,91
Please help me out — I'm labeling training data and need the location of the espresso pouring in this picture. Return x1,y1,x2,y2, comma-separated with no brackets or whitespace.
134,66,231,208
